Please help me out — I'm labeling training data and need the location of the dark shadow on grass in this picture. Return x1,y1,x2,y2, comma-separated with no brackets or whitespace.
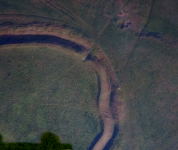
87,129,104,150
103,124,119,150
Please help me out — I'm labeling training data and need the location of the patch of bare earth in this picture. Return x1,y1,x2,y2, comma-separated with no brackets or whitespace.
115,0,152,32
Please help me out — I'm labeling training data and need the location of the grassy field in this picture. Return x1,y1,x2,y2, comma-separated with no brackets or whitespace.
0,45,100,150
0,0,178,149
92,0,178,149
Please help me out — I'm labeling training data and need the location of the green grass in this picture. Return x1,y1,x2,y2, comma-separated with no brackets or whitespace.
118,38,178,149
98,18,178,149
0,45,100,150
145,0,178,39
0,0,178,149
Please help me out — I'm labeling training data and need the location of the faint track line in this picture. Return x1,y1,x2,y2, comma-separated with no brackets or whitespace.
45,0,95,35
0,13,78,26
124,0,155,71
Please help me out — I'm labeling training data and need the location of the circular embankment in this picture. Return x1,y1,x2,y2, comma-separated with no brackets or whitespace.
0,25,121,150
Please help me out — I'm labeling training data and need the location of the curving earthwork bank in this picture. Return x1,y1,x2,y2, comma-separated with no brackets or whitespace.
0,25,125,150
85,50,124,149
86,53,114,150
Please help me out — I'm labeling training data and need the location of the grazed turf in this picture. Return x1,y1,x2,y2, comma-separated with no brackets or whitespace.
0,44,100,150
0,0,178,149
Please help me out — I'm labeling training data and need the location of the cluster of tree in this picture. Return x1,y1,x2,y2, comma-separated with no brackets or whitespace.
0,132,72,150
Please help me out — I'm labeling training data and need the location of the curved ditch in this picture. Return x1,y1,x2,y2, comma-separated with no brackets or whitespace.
89,54,114,150
138,29,164,40
85,53,120,150
0,31,120,150
0,34,88,53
